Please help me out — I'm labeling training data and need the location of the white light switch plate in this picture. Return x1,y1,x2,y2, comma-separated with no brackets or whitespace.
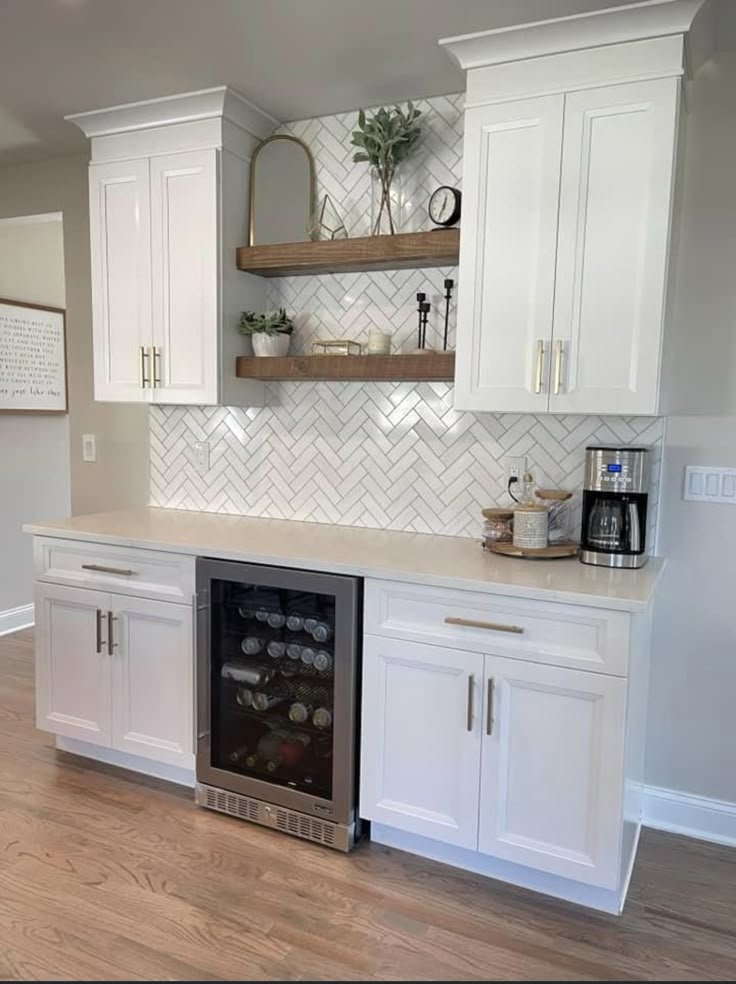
683,465,736,503
82,434,96,462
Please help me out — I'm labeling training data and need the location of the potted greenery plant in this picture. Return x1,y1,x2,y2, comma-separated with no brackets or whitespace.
238,308,294,357
351,102,422,235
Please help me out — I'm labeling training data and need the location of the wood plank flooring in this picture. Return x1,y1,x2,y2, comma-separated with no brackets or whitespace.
0,628,734,981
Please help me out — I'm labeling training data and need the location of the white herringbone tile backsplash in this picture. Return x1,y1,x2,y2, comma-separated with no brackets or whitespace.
149,93,664,542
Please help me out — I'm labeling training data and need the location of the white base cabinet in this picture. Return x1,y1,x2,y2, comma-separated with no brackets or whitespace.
360,579,650,911
34,558,194,772
360,637,482,849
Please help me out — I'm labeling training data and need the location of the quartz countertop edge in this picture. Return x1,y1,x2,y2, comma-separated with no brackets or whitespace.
23,507,665,613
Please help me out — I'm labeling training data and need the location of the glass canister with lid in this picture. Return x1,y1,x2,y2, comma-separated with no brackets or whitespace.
535,489,573,543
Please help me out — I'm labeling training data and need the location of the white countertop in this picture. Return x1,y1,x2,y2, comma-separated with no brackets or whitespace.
24,507,664,612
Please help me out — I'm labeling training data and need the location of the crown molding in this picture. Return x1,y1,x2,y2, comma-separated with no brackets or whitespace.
440,0,711,75
66,86,277,141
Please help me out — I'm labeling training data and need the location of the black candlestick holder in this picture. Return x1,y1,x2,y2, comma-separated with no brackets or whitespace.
416,292,426,349
442,278,454,351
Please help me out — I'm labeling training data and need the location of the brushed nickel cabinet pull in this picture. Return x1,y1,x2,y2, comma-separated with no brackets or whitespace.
95,608,103,654
445,616,524,635
554,339,564,395
486,678,495,736
107,611,117,655
466,674,475,732
81,563,136,576
140,346,150,388
151,346,162,387
534,339,545,394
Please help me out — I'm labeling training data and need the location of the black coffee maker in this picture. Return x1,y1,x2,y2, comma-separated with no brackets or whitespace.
580,447,650,568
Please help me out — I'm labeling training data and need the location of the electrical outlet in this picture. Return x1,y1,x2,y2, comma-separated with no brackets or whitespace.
505,456,526,484
82,434,96,462
193,441,210,474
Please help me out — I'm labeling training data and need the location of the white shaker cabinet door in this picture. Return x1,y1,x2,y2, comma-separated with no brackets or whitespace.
89,159,153,402
550,78,679,415
478,655,626,888
454,95,564,413
111,595,194,769
360,635,483,848
34,583,112,746
150,149,219,405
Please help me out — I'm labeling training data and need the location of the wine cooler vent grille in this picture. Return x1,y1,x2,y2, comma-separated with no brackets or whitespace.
196,783,349,850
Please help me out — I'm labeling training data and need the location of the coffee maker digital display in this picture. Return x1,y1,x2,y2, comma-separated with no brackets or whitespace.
580,447,650,569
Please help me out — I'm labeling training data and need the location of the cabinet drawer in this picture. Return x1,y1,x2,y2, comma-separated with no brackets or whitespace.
364,579,629,677
34,537,195,605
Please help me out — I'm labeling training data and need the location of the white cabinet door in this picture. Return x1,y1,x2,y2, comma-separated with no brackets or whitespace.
150,149,219,405
111,595,194,768
550,78,679,415
89,159,152,402
479,655,625,888
360,635,482,848
34,583,112,746
454,95,564,413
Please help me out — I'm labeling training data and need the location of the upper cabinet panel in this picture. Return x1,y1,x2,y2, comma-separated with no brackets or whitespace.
550,78,680,415
89,159,153,402
150,149,219,405
454,96,564,413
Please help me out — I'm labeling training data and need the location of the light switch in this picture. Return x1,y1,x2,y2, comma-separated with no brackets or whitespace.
82,434,96,462
684,465,736,503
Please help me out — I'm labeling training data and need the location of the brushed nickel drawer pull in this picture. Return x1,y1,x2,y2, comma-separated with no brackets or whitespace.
486,678,494,736
81,563,136,577
466,674,475,732
107,611,117,655
445,616,524,635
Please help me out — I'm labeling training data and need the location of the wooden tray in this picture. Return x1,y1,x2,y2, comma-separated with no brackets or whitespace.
486,541,579,560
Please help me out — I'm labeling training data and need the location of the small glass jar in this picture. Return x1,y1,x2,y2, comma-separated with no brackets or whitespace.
482,508,514,547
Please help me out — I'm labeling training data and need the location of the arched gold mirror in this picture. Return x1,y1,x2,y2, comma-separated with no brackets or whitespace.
248,135,316,246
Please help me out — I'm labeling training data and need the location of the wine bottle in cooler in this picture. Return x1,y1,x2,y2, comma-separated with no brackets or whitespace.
251,679,291,712
312,706,333,730
240,635,266,657
311,621,333,643
222,662,272,687
228,743,250,764
265,733,311,773
313,650,333,673
267,640,286,659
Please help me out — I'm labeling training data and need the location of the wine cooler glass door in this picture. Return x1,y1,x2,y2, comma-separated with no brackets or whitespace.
197,560,359,824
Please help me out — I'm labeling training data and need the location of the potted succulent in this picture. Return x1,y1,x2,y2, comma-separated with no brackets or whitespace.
238,307,294,357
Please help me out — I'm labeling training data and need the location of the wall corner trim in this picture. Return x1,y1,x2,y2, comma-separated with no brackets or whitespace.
0,604,35,638
642,783,736,848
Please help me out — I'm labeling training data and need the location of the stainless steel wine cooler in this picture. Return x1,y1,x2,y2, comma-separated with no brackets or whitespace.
195,558,362,851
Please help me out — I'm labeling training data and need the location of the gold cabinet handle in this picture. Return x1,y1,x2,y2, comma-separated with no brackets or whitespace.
95,608,104,654
534,339,545,394
140,346,150,388
81,563,136,576
150,346,162,387
466,674,475,732
107,611,117,655
554,339,564,395
445,616,524,635
486,678,495,736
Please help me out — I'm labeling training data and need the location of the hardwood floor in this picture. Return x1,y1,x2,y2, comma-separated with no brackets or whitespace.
0,629,734,981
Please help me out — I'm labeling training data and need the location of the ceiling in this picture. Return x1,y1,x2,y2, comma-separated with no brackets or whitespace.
0,0,634,166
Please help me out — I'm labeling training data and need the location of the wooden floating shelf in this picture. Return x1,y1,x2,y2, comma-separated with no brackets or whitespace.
235,229,460,277
235,352,456,382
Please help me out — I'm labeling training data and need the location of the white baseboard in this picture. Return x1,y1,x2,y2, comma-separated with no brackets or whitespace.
55,736,195,788
642,784,736,848
0,603,34,637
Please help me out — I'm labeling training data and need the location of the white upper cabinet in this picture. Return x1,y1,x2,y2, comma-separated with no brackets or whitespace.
150,149,219,405
443,0,712,416
89,159,152,402
455,96,563,413
71,87,272,406
550,79,679,415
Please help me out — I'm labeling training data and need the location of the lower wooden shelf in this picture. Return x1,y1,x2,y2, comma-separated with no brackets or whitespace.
235,352,456,382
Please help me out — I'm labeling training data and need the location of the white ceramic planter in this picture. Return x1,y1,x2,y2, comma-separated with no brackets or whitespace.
251,332,291,357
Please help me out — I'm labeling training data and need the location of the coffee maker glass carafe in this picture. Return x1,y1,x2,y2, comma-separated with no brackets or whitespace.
585,495,642,554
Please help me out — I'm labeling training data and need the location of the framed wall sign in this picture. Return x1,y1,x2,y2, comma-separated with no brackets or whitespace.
0,298,67,414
